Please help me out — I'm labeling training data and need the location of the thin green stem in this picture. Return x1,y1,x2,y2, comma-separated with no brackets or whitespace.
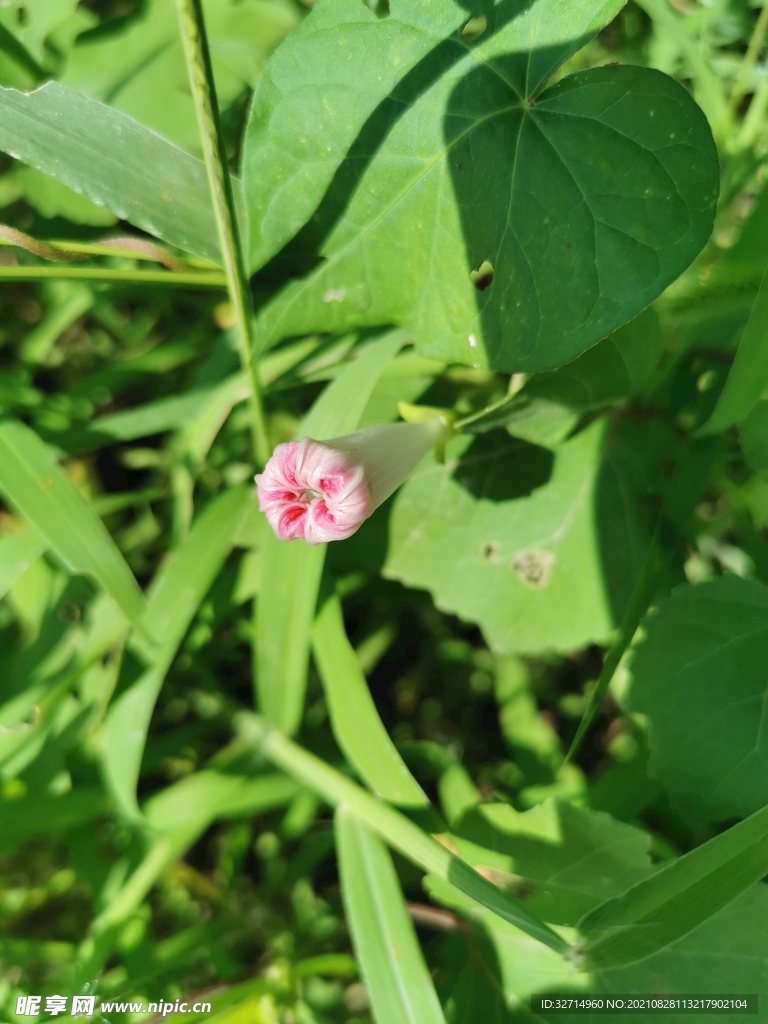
174,0,270,467
563,522,663,766
237,712,571,957
734,74,768,151
42,241,218,270
0,266,226,286
730,1,768,114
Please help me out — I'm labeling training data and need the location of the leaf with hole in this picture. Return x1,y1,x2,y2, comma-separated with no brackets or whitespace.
384,419,649,654
244,0,718,371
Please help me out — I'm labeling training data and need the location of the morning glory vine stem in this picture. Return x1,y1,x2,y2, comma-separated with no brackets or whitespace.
175,0,271,468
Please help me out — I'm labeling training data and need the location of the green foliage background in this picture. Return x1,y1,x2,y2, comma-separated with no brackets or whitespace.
1,0,768,1021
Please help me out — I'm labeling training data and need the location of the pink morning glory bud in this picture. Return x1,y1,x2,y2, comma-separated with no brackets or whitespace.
256,417,448,544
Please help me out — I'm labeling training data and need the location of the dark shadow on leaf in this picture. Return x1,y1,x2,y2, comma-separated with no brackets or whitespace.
451,431,553,501
7,576,93,698
444,44,600,370
21,703,94,792
595,427,653,626
455,0,499,12
449,799,652,926
251,0,536,294
443,927,512,1021
595,415,719,626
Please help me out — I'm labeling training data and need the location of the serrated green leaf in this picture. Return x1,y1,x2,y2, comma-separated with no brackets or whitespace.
450,799,654,927
238,712,569,956
313,589,428,807
103,485,251,821
244,0,717,371
336,809,447,1024
256,330,406,735
425,874,582,1002
625,575,768,821
429,818,768,1009
578,801,768,969
579,887,768,1021
384,419,648,654
0,81,228,261
0,419,148,634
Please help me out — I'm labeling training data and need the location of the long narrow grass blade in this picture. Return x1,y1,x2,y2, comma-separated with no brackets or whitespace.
0,82,239,262
0,527,46,602
0,419,148,634
238,713,570,956
175,0,269,465
255,331,405,735
698,264,768,434
578,801,768,968
102,486,251,820
314,589,428,807
564,524,662,764
0,266,226,286
336,809,447,1024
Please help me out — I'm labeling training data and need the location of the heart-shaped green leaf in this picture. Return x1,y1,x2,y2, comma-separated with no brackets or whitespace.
383,420,648,654
244,0,718,372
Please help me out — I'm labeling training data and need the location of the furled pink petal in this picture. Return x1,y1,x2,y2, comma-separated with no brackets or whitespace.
256,438,372,544
256,417,449,544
